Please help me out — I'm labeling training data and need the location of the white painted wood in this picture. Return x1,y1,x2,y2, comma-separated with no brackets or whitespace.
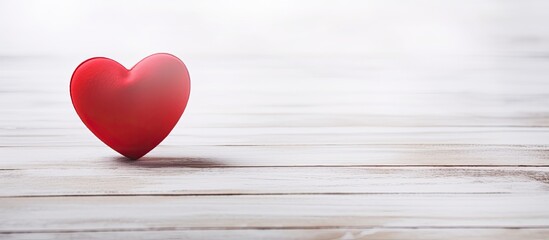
3,127,549,147
3,229,549,240
1,167,547,197
1,194,549,232
2,144,549,169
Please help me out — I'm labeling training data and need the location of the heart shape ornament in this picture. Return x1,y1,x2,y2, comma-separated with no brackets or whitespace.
70,53,191,159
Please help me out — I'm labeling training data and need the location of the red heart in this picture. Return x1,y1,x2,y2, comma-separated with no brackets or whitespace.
70,53,190,160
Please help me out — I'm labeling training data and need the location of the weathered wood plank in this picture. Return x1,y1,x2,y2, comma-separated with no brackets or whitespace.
1,167,547,197
2,144,549,169
3,127,549,147
1,194,548,232
3,228,549,240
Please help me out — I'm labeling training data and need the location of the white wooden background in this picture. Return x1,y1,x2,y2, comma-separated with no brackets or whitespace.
2,1,549,239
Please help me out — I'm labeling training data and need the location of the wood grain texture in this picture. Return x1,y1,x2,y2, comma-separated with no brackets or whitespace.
4,229,549,240
4,127,549,147
4,55,549,239
3,55,549,239
2,194,549,232
1,167,548,197
2,144,549,169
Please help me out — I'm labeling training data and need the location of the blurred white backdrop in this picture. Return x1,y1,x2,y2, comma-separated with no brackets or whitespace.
1,0,549,59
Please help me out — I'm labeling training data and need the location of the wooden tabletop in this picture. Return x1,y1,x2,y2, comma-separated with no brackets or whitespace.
1,53,549,239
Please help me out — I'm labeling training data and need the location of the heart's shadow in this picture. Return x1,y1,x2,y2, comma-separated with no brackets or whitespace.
115,156,225,168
